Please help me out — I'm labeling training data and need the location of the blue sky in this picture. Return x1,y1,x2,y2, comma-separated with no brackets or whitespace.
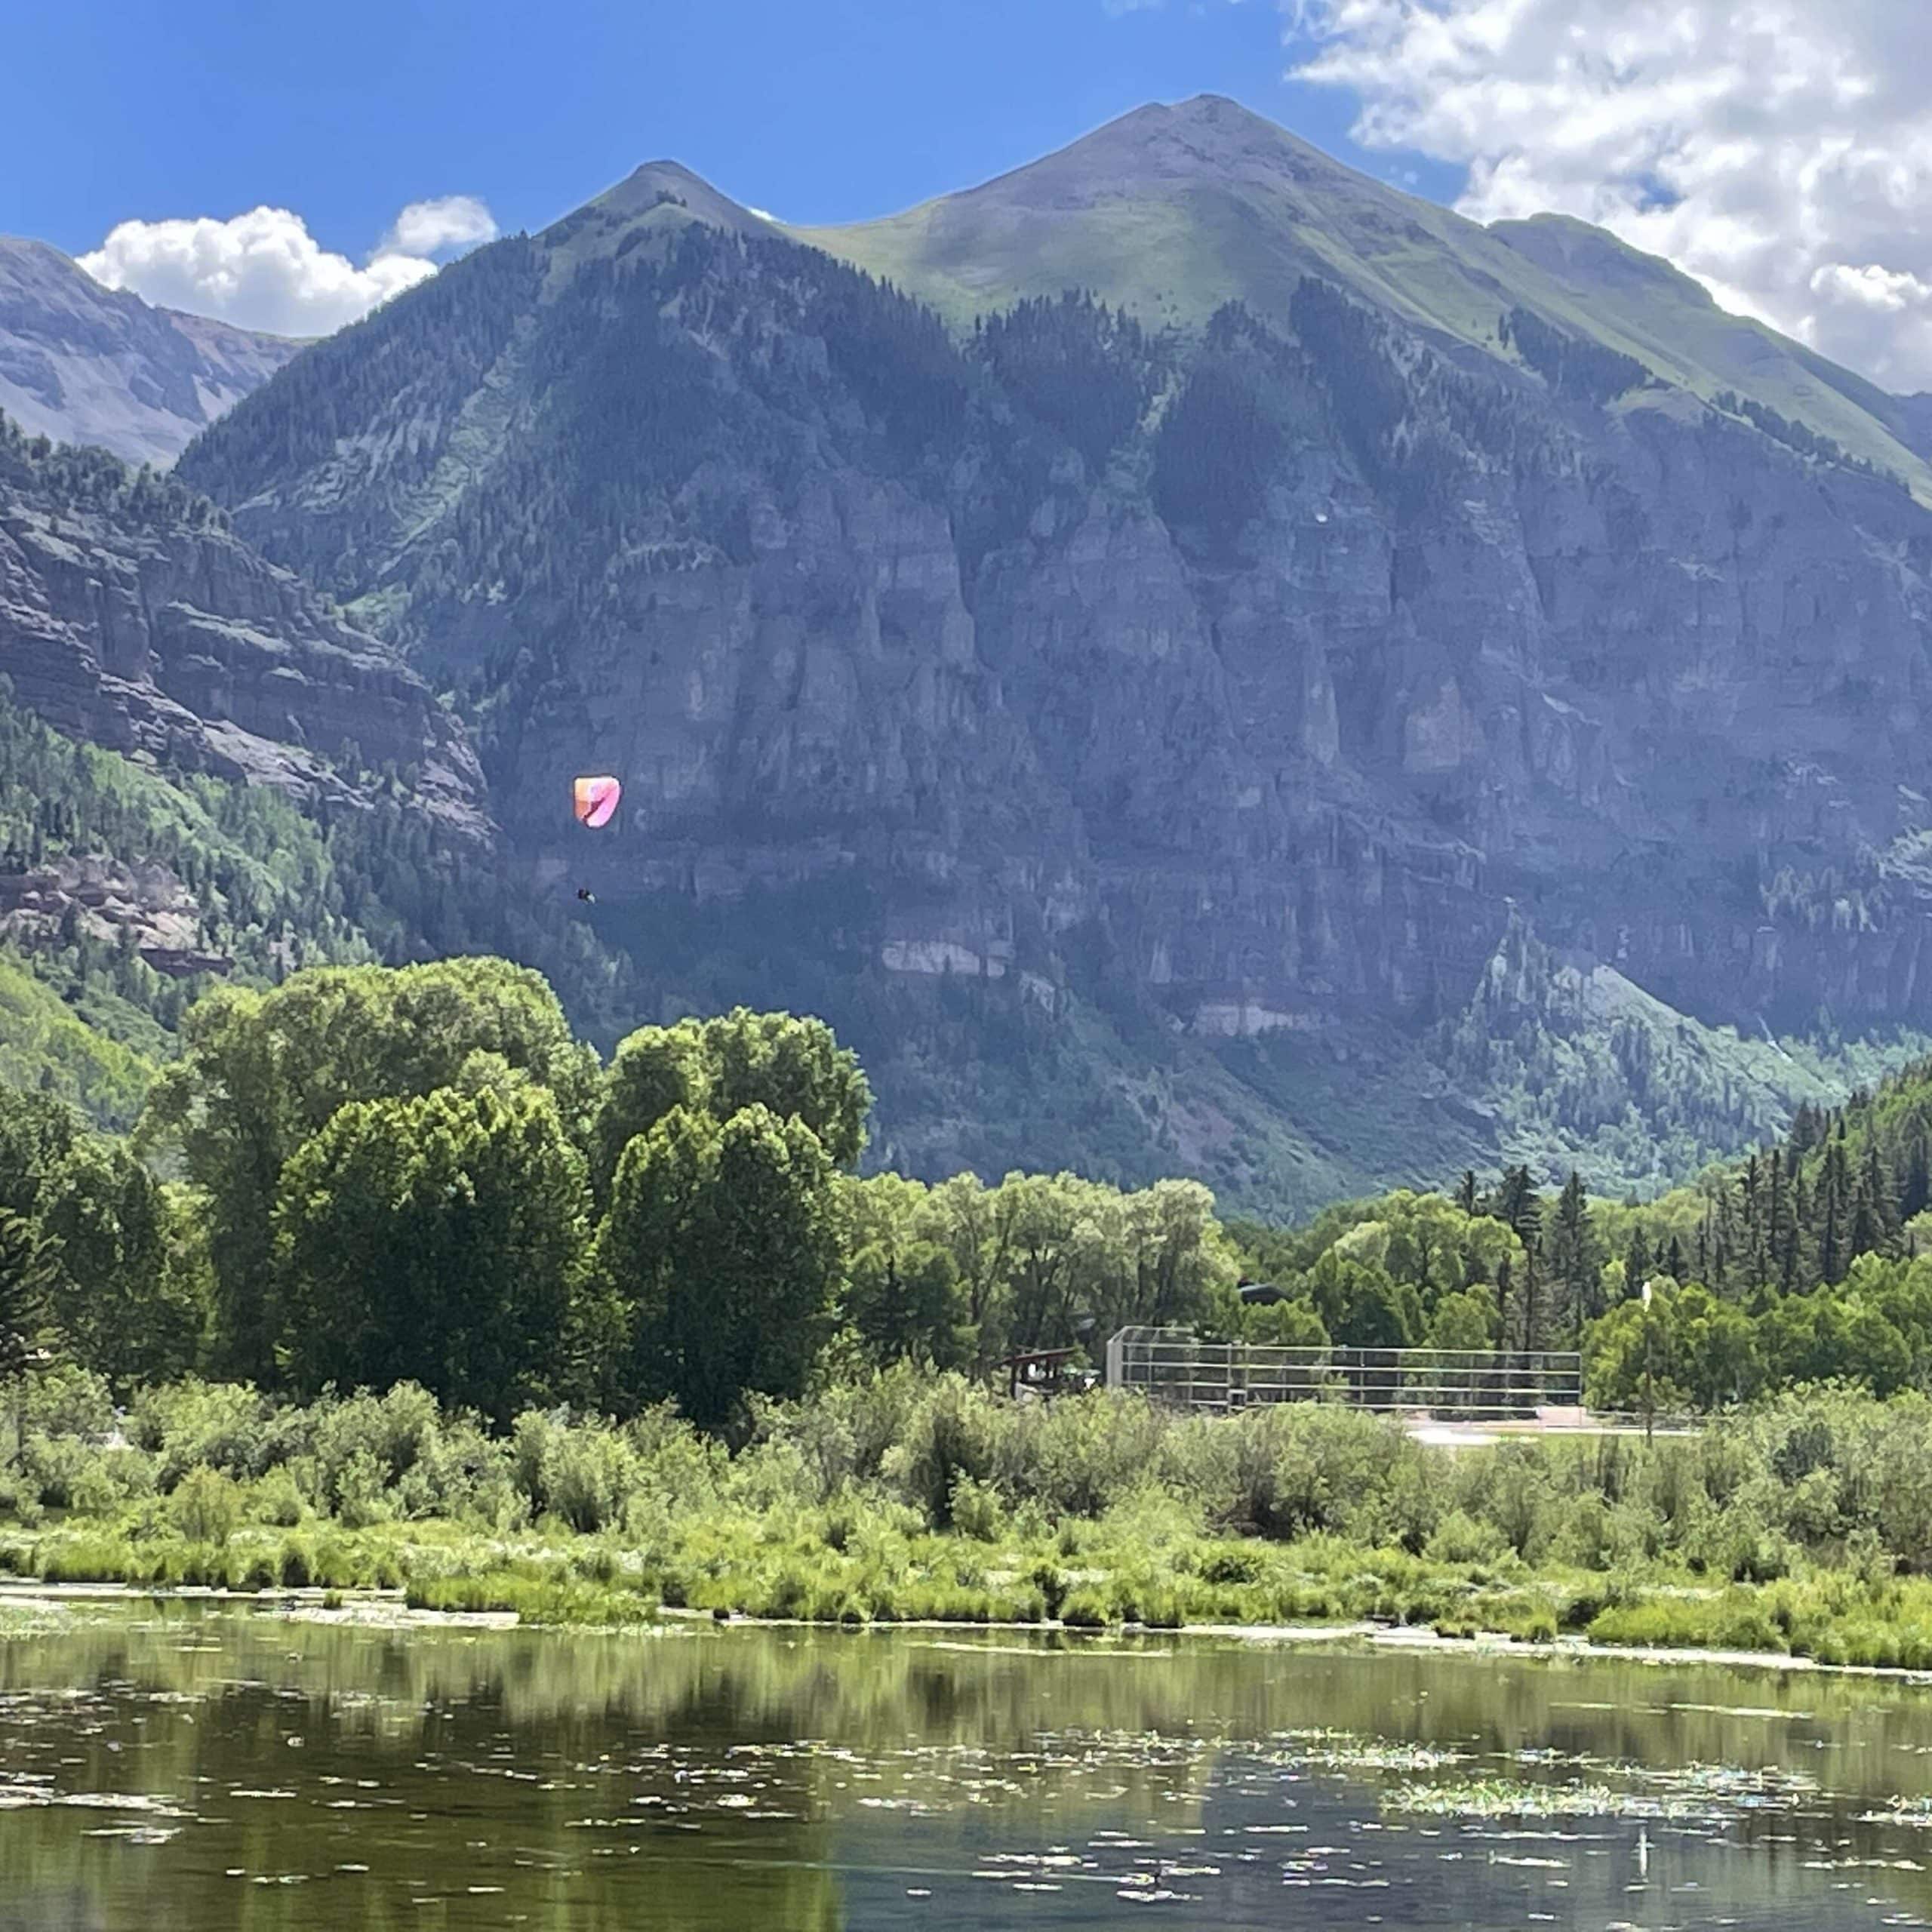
5,0,1456,257
8,0,1928,389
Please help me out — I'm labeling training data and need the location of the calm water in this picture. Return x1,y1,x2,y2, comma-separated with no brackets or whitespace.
7,1606,1932,1930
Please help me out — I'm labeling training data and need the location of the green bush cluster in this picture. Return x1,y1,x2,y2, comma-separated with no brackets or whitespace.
9,1372,1932,1659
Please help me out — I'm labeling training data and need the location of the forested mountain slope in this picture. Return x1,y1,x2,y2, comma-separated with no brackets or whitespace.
170,98,1932,1210
0,238,299,466
0,414,482,826
0,413,634,1124
1225,1049,1932,1414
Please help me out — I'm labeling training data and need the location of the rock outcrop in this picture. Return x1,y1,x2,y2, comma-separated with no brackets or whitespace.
0,854,230,973
0,418,486,837
0,237,300,466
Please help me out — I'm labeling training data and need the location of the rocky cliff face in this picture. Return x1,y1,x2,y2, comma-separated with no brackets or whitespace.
0,238,300,466
168,103,1932,1203
0,417,485,835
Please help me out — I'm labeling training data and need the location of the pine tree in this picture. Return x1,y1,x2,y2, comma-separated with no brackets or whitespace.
1852,1140,1900,1261
1738,1155,1768,1300
1490,1166,1546,1352
1762,1149,1797,1302
1817,1137,1853,1284
1623,1226,1651,1299
1711,1186,1738,1295
1903,1131,1932,1223
1546,1171,1602,1340
1783,1168,1810,1292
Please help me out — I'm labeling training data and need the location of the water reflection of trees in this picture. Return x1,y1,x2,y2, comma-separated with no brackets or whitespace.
10,1614,1932,1927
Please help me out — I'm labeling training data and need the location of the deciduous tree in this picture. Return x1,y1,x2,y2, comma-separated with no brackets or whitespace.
272,1084,590,1420
590,1008,871,1198
0,1208,55,1385
143,958,592,1379
597,1103,844,1430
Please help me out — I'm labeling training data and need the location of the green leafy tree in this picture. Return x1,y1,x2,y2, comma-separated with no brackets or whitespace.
1121,1180,1240,1329
0,1208,56,1404
591,1008,871,1196
1336,1269,1425,1353
1586,1281,1763,1411
588,1024,710,1200
1423,1284,1503,1407
1242,1297,1331,1348
926,1172,1014,1364
1763,1287,1912,1396
143,958,594,1380
1854,1254,1932,1385
1303,1250,1416,1350
925,1172,1237,1366
688,1008,872,1164
272,1084,591,1420
844,1236,968,1371
0,1088,194,1386
842,1176,971,1369
597,1103,844,1430
1325,1192,1521,1310
0,1090,82,1220
37,1137,198,1386
1426,1285,1501,1354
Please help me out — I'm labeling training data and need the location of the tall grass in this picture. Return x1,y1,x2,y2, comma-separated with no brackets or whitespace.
9,1369,1932,1654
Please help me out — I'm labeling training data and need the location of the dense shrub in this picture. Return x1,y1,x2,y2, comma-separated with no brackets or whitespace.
13,1376,1932,1651
128,1379,274,1486
169,1466,243,1544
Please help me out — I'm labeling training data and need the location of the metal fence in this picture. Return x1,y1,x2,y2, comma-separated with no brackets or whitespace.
1103,1327,1583,1420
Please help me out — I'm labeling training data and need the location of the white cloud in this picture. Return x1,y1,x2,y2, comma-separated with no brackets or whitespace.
77,195,499,340
379,194,499,258
1287,0,1932,391
1811,262,1932,314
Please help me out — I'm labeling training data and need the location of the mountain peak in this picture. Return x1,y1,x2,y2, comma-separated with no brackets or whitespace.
1102,93,1271,131
576,159,777,238
1,233,83,274
790,95,1929,497
1102,92,1324,151
951,94,1348,212
788,94,1472,336
0,234,116,318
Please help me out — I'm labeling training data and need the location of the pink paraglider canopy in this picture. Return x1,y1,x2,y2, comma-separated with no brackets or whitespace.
574,774,621,829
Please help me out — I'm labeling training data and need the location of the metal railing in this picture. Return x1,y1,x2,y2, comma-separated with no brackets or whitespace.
1103,1327,1583,1420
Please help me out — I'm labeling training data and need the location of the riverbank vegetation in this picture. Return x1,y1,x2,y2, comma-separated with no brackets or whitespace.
10,1372,1932,1666
10,958,1932,1660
